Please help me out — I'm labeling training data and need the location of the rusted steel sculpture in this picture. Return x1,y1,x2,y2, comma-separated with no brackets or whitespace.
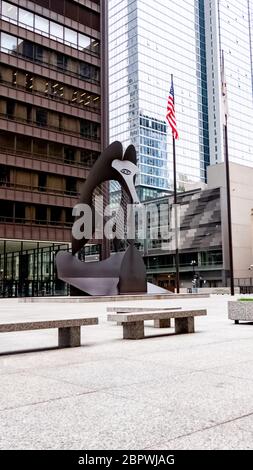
56,141,147,296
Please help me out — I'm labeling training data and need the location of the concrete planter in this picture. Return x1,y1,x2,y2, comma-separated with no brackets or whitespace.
228,301,253,323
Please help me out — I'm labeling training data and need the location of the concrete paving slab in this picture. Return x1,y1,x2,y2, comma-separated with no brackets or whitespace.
206,360,253,382
0,389,229,450
1,295,253,449
229,413,253,434
133,340,253,372
149,420,253,450
29,358,190,391
107,370,253,427
0,372,88,411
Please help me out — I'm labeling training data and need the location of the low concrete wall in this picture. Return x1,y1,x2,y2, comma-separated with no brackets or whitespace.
181,287,240,295
20,293,210,303
201,287,240,295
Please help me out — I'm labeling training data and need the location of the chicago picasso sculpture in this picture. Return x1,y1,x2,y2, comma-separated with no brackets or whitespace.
56,141,147,296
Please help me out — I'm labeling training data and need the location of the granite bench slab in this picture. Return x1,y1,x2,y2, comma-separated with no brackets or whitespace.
107,306,182,328
107,309,207,339
0,317,98,348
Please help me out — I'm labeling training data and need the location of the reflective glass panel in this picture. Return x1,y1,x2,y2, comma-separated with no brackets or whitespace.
0,32,17,53
19,39,34,59
78,33,91,50
64,28,77,46
2,1,18,23
19,8,34,30
90,40,99,55
35,15,49,36
50,22,64,42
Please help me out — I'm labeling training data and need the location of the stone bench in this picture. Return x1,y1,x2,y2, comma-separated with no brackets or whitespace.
0,317,98,349
107,306,182,328
107,309,207,340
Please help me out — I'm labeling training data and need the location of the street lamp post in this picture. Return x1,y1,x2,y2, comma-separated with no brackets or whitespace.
191,260,197,278
248,265,253,290
191,260,197,292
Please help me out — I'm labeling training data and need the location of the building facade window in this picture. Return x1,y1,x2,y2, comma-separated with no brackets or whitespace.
2,1,17,23
50,21,64,42
0,2,100,55
0,32,100,84
19,8,34,30
36,108,48,127
34,15,49,36
0,32,17,52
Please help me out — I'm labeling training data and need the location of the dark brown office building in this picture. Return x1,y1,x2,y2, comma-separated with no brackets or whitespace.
0,0,108,297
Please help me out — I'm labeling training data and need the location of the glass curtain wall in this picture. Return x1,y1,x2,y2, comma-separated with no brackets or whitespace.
109,0,210,197
0,241,69,297
0,241,101,297
0,1,100,54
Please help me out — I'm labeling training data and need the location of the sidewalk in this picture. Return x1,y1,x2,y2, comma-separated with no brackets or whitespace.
0,295,253,450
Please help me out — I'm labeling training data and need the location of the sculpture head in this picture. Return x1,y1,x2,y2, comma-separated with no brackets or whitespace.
111,156,140,205
72,141,141,254
79,141,140,205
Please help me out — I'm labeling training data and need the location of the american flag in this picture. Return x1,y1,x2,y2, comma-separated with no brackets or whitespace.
166,79,179,140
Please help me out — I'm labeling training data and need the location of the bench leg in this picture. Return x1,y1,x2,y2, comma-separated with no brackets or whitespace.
175,317,195,334
123,321,144,340
154,319,171,328
58,326,81,348
235,320,239,325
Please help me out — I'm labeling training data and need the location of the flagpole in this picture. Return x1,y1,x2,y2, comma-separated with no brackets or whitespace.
224,120,234,296
222,51,234,296
171,74,180,294
173,135,180,294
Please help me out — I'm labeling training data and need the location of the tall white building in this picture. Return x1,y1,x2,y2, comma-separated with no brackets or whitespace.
205,0,253,166
108,0,210,200
109,0,253,199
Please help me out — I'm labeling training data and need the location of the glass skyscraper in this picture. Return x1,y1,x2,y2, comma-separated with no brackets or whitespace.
205,0,253,166
108,0,210,200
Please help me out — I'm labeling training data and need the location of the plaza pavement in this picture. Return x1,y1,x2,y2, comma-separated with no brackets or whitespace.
0,295,253,450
